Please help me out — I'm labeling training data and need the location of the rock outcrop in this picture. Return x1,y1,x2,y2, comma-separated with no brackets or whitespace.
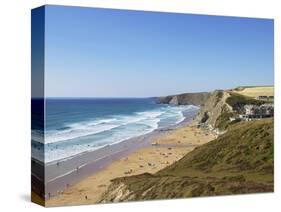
156,92,211,106
195,90,233,131
157,90,233,131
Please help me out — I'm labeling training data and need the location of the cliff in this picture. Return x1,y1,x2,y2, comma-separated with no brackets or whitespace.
156,92,211,106
194,90,266,132
157,90,234,132
156,90,234,132
195,90,233,131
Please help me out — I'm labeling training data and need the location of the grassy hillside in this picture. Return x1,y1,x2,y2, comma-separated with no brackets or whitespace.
233,86,273,98
100,118,273,202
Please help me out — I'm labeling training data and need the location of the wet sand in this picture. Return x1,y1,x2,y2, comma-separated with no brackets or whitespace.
32,108,198,202
46,121,215,207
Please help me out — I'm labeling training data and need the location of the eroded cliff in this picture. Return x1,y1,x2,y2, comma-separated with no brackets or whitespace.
156,92,211,106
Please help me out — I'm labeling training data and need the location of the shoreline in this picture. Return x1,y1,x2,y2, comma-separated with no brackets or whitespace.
45,109,216,206
32,107,199,201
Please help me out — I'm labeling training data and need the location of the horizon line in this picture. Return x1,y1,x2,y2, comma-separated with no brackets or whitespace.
32,96,156,99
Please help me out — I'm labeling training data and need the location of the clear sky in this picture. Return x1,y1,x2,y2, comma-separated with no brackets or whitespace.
44,5,274,97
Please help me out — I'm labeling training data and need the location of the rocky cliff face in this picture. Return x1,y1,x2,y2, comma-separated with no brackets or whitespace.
157,90,233,131
195,90,233,131
156,92,211,106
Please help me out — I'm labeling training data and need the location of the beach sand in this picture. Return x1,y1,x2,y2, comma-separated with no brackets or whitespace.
46,122,215,207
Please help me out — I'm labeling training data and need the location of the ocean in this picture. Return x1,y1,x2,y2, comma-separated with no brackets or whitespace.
32,98,199,163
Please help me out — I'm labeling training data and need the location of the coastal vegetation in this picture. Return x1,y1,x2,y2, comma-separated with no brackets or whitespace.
99,118,273,202
233,86,274,98
214,111,236,131
226,92,266,112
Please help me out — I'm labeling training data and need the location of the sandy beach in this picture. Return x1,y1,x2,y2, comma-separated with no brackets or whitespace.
46,121,215,207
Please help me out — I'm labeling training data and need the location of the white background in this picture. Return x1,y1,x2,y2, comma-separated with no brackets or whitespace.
0,0,280,211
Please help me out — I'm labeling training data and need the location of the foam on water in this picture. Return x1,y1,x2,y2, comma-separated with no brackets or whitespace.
32,103,199,163
43,111,164,145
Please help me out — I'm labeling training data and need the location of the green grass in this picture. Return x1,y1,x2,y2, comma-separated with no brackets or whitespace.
215,112,235,131
166,118,273,174
226,92,266,113
100,119,274,202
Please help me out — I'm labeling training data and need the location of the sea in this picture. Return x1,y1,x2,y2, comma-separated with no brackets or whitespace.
31,98,199,163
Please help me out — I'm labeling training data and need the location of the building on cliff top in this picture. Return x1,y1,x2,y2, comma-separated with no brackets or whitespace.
238,104,274,120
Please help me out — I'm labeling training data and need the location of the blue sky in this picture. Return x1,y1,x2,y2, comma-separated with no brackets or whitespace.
44,5,274,97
